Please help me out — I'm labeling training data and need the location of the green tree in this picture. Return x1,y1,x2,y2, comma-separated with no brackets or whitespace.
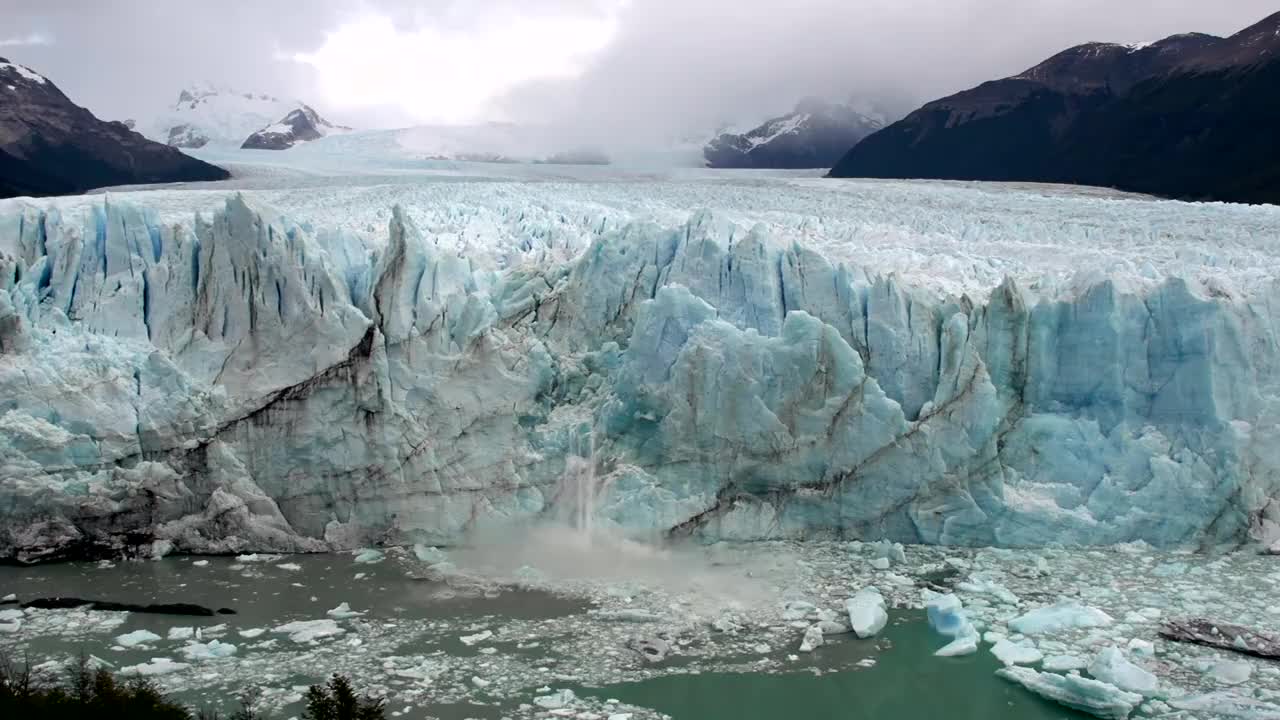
301,674,385,720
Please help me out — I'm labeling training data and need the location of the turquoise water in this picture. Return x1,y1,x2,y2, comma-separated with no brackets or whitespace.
580,614,1091,720
1,558,1093,720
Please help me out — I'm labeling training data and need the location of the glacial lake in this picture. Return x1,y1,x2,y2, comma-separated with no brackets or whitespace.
580,616,1091,720
0,548,1096,720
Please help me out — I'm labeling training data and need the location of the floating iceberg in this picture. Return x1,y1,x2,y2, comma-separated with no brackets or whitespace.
799,624,824,652
273,619,344,643
926,593,980,656
327,602,364,620
179,639,237,660
926,594,970,637
997,666,1142,719
992,638,1043,666
845,587,888,638
460,629,494,646
1208,660,1254,686
1009,602,1114,636
936,633,979,657
1088,647,1158,696
115,629,162,648
534,689,578,710
1043,654,1089,672
1,178,1279,559
120,657,190,677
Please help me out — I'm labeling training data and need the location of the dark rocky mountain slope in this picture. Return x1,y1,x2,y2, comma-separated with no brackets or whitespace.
706,98,884,169
0,58,228,199
830,11,1280,204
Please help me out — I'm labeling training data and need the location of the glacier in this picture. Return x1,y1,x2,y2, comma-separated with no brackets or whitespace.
2,172,1280,561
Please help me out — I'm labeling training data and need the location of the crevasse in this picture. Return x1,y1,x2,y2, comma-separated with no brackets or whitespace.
1,194,1278,561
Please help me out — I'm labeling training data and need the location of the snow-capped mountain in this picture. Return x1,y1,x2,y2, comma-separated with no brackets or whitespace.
0,58,228,198
831,10,1280,204
704,98,885,169
241,104,351,150
148,85,314,149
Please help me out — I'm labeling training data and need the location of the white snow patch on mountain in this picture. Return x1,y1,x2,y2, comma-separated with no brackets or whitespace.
145,85,309,148
0,61,47,84
748,113,810,148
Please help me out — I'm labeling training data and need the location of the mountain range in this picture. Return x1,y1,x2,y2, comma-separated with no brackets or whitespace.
704,98,885,169
149,85,295,148
148,85,348,151
0,58,228,199
830,11,1280,204
241,104,351,150
5,10,1280,203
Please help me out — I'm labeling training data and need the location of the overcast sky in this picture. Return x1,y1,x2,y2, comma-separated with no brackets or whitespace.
5,0,1277,141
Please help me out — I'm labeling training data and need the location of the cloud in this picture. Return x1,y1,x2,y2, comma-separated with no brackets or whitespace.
2,0,1278,138
487,0,1280,147
283,2,625,124
0,32,53,48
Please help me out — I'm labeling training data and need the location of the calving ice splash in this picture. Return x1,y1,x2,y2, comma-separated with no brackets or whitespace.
1,176,1280,563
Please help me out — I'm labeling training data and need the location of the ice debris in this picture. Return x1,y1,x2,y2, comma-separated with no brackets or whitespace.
327,602,364,619
1125,639,1154,658
534,689,578,709
1043,654,1089,672
412,545,449,566
956,576,1019,605
1088,647,1158,696
926,594,969,637
926,594,979,657
997,666,1142,719
119,657,191,676
353,549,385,564
992,638,1043,666
1009,602,1113,635
460,630,493,646
845,587,888,638
799,624,824,653
180,640,237,661
936,633,979,657
115,629,162,648
1170,691,1280,717
873,540,907,566
781,600,816,621
273,619,344,643
627,637,670,663
1208,659,1254,685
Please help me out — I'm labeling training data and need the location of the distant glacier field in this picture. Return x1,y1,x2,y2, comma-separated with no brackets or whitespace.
2,154,1279,561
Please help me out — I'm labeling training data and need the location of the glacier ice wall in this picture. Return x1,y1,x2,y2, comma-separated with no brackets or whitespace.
1,194,1279,561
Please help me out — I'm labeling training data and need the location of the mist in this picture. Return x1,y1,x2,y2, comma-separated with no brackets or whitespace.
490,0,1280,148
6,0,1278,145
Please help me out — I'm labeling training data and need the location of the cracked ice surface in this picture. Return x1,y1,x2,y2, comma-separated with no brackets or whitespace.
2,172,1280,559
